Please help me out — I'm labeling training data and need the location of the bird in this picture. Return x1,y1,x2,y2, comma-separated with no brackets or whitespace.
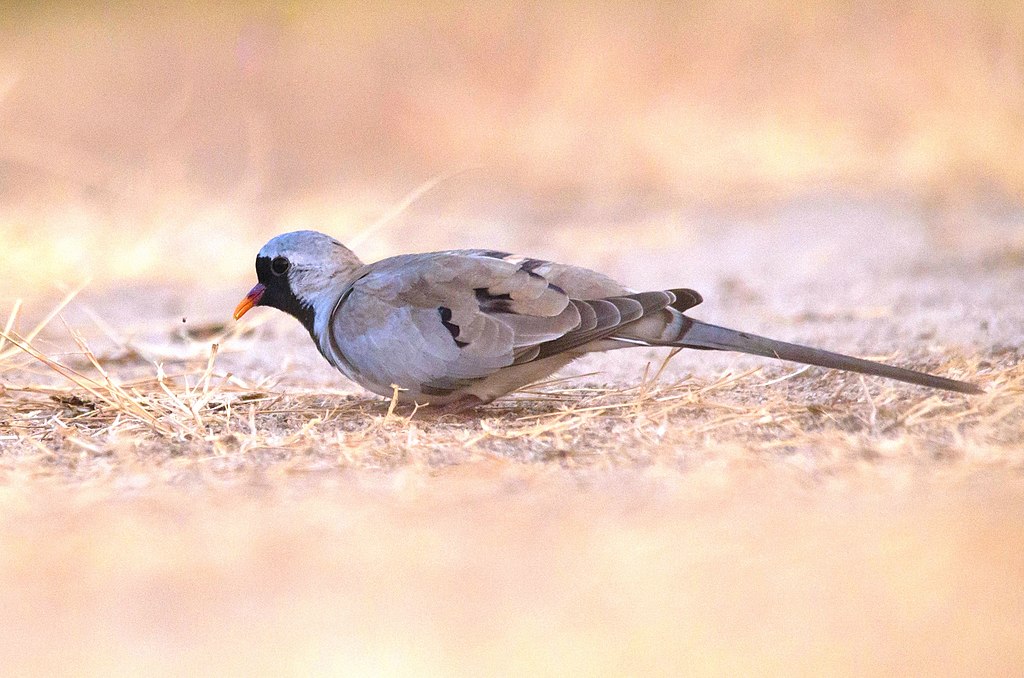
233,230,982,411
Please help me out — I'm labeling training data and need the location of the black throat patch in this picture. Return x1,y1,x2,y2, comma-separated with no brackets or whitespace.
255,256,317,337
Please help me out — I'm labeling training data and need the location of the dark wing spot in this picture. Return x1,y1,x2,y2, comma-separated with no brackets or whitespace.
438,307,469,347
474,288,514,313
474,288,513,302
519,258,547,272
477,250,511,259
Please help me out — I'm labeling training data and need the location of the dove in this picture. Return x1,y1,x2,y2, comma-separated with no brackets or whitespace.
233,230,982,411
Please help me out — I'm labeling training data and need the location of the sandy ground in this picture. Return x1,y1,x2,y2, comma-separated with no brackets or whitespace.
2,198,1022,676
2,469,1022,676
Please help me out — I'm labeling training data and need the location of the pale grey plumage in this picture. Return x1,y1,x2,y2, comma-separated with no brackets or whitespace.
235,230,982,409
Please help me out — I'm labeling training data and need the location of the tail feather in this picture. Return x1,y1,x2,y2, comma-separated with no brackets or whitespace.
673,318,982,395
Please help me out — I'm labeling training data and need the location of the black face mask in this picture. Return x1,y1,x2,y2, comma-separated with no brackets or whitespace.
252,255,316,337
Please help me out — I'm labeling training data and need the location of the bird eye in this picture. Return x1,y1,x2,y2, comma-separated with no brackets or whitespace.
271,256,290,276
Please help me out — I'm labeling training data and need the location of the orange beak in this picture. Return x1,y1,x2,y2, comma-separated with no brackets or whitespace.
233,283,266,320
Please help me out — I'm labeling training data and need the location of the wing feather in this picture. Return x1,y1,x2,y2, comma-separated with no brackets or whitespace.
324,251,686,400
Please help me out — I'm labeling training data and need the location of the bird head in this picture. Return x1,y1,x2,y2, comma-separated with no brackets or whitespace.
233,230,363,334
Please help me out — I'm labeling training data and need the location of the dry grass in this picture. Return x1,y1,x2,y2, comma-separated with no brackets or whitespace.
1,292,1020,482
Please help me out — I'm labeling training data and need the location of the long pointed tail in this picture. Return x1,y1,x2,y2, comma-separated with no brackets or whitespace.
675,318,982,394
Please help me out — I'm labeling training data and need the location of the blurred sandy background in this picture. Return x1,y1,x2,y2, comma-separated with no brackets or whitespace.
1,2,1023,676
2,1,1023,288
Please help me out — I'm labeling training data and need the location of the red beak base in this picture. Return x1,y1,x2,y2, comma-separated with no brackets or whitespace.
234,283,266,320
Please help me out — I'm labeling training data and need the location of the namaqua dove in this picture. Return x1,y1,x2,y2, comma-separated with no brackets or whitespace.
234,231,982,411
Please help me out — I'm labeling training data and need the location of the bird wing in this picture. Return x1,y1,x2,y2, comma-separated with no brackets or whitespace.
323,250,700,399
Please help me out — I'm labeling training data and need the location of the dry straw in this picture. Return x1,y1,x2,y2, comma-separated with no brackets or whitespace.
0,289,1021,482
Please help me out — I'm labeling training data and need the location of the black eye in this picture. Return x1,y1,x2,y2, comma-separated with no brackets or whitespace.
270,256,290,276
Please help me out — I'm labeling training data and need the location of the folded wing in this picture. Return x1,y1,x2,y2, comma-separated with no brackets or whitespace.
323,250,690,399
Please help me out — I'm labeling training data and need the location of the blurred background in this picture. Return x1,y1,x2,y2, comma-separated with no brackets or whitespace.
2,1,1022,292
